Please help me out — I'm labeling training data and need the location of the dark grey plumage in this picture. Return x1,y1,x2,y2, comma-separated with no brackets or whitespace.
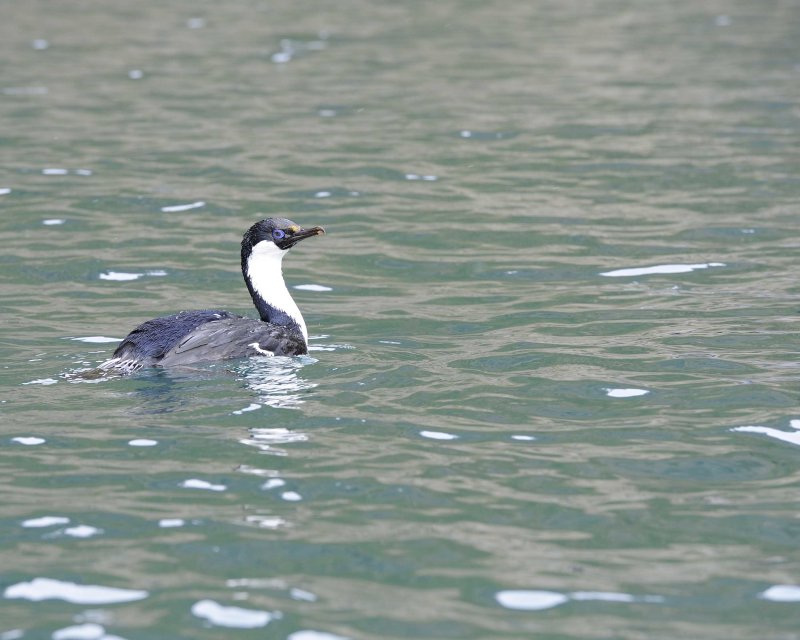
99,218,324,374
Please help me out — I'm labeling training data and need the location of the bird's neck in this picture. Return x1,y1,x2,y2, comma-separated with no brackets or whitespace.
243,242,308,343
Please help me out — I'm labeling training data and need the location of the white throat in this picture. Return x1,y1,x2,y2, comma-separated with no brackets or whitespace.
247,240,307,341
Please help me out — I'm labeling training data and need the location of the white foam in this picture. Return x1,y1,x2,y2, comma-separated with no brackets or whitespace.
99,271,142,281
288,632,350,640
760,584,800,602
64,525,102,538
732,425,800,447
289,588,317,602
261,478,286,490
0,188,11,195
569,590,664,603
314,191,331,198
158,518,185,528
294,284,332,292
511,435,536,441
12,437,46,445
181,479,226,492
52,623,106,640
160,201,205,212
569,591,634,602
43,168,69,175
43,218,66,225
22,378,57,385
244,515,287,529
22,516,69,528
71,336,120,343
495,590,568,610
420,430,458,440
233,403,261,415
128,439,157,447
281,491,302,502
600,263,725,278
190,599,273,628
605,388,649,398
3,577,147,604
128,69,143,80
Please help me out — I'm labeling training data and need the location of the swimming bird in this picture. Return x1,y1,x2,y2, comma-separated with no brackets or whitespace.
100,217,324,373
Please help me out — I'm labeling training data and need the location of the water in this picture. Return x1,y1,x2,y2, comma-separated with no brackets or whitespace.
2,1,800,638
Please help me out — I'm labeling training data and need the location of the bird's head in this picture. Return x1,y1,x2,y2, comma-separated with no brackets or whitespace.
242,217,325,255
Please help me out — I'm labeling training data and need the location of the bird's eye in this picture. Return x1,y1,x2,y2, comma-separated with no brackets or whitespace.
272,229,286,240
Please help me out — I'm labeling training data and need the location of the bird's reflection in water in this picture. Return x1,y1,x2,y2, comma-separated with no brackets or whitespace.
69,353,318,416
233,354,318,409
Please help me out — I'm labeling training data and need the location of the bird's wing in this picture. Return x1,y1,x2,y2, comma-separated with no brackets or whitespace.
160,317,306,365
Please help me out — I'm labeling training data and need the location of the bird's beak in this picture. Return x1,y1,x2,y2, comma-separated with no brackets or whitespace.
284,225,325,248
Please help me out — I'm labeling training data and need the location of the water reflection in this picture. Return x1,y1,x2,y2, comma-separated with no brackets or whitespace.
234,355,317,409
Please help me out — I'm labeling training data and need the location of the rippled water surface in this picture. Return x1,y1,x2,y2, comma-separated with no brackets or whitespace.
3,1,800,638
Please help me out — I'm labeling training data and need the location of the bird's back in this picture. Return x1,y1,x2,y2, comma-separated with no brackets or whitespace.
103,310,307,372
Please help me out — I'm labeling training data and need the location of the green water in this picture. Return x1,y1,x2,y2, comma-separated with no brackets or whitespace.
3,1,800,638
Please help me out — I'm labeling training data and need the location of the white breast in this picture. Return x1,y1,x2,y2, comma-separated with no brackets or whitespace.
246,240,308,341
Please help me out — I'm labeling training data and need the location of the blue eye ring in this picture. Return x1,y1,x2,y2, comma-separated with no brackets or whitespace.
272,229,286,240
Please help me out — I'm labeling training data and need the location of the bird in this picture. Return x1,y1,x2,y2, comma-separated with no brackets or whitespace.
99,217,325,374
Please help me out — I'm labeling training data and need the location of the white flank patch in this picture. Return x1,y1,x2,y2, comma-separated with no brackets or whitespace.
420,430,458,440
3,577,147,604
760,585,800,602
181,478,226,492
160,201,205,212
129,438,157,447
22,516,69,528
190,599,273,628
12,436,46,445
248,342,274,357
71,336,120,343
495,589,568,611
605,388,650,398
600,262,725,278
294,283,332,292
247,240,308,341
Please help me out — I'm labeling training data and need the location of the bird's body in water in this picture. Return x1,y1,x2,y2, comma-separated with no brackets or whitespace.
100,217,324,374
